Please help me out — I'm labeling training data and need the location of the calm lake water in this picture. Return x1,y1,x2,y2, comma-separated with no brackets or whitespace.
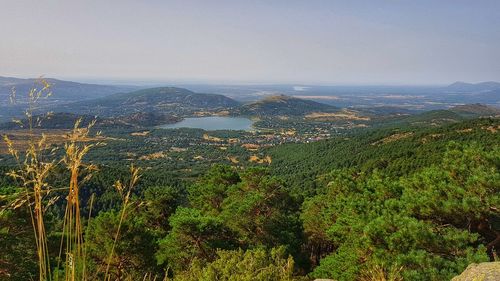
160,116,253,131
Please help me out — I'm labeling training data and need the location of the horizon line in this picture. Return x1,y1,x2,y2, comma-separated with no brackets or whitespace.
4,74,498,88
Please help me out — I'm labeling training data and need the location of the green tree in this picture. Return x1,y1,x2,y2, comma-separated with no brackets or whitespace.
0,203,38,279
188,165,240,215
85,210,159,280
306,143,497,280
401,142,500,259
156,207,238,272
221,167,302,250
141,185,185,235
172,247,303,281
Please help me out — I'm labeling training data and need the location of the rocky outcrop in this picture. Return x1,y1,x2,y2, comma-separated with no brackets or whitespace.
452,262,500,281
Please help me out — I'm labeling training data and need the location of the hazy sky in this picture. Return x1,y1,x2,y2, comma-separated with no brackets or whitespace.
1,0,499,85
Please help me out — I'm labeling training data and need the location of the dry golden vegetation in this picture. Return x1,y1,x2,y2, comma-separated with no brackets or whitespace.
130,131,150,136
241,143,260,151
0,80,148,281
249,155,272,164
482,125,499,133
139,151,169,161
227,156,239,163
202,133,223,142
305,110,371,121
0,129,109,154
371,132,414,145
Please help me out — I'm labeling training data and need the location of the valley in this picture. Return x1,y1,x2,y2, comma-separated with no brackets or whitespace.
1,78,498,172
2,2,500,280
0,77,499,281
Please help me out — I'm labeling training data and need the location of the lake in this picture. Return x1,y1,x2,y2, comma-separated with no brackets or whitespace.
159,116,254,131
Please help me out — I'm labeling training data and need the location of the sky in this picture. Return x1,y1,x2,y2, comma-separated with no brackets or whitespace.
1,0,499,85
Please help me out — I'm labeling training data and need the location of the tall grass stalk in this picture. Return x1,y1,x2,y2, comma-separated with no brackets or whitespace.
2,79,137,280
359,263,404,281
59,119,99,281
82,193,95,279
3,79,54,281
103,165,141,281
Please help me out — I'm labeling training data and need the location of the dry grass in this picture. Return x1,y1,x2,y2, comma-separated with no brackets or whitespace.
305,110,371,121
0,129,110,154
1,79,143,281
483,125,499,133
203,134,223,142
139,151,168,161
227,156,239,164
58,119,101,280
2,79,56,281
104,165,141,281
249,155,272,164
130,131,150,136
0,129,68,153
241,143,260,151
371,132,414,146
359,264,404,281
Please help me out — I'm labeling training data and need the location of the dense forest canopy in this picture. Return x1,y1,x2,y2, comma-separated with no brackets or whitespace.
1,114,498,280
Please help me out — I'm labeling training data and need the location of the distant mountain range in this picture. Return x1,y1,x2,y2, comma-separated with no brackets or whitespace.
0,76,140,103
59,88,341,118
1,76,499,124
445,81,500,92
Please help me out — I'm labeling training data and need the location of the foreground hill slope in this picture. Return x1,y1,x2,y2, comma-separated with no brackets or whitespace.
269,117,500,193
0,114,497,280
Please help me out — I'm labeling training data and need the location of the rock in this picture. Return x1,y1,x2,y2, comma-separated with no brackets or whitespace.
452,262,500,281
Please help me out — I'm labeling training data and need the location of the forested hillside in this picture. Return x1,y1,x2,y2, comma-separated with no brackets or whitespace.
238,94,339,116
1,116,498,280
269,118,499,195
56,87,240,117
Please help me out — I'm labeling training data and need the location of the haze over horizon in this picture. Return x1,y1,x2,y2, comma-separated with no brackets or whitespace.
1,0,499,85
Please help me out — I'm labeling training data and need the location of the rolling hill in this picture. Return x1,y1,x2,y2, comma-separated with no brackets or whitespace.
268,117,500,193
366,104,500,129
58,87,240,117
449,103,500,117
0,76,139,103
0,111,181,130
238,94,339,116
439,82,500,105
445,81,500,92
